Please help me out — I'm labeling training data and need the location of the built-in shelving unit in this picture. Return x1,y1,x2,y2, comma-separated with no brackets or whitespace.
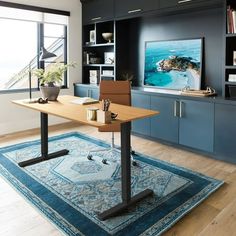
225,0,236,99
77,0,236,164
82,20,115,84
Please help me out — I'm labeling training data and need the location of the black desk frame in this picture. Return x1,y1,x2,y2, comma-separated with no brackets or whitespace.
18,113,69,167
18,112,153,221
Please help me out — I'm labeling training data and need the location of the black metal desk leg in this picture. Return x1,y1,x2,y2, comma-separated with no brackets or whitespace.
121,122,131,204
98,122,154,221
18,112,69,167
41,112,48,157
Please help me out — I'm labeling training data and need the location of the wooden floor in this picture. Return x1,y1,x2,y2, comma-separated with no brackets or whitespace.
0,122,236,236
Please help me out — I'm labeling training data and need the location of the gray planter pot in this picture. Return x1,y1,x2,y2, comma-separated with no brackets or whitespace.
40,86,60,101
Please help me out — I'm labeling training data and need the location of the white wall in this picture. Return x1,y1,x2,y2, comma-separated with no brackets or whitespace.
0,0,82,135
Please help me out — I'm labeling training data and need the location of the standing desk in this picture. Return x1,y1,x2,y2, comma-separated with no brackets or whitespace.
13,95,159,220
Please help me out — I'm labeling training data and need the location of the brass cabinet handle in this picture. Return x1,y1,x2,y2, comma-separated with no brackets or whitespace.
128,9,142,14
91,17,102,21
178,0,192,4
179,101,184,118
174,100,178,117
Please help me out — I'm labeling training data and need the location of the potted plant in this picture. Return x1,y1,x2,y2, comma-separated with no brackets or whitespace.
33,63,75,101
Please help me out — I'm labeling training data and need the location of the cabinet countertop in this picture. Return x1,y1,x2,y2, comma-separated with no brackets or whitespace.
73,83,236,105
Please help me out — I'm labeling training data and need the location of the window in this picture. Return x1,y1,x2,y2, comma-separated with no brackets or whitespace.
0,4,69,92
43,23,67,87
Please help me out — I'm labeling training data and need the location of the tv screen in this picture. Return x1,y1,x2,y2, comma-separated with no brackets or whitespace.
144,38,202,90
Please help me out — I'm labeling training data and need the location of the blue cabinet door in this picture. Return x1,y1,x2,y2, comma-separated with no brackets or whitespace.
90,88,99,100
215,104,236,163
131,93,151,136
115,0,159,18
74,85,88,97
74,85,99,99
82,0,114,24
150,96,179,143
179,100,214,153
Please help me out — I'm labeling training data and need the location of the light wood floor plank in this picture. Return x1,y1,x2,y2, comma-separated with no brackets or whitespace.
198,196,236,236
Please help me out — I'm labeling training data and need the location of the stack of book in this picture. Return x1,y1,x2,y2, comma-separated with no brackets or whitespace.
89,70,100,84
227,5,236,34
228,74,236,82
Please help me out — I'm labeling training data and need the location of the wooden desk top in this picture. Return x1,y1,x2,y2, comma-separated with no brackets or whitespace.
12,95,159,128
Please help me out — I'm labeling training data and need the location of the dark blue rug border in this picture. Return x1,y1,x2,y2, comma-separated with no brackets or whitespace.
0,132,224,236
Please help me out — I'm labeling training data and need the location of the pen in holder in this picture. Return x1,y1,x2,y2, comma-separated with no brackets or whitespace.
97,99,112,124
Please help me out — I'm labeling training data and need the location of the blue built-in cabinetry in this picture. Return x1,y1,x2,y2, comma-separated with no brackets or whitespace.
82,0,114,24
159,0,222,10
215,104,236,163
78,0,236,164
178,100,214,153
131,93,151,136
139,92,214,153
74,83,236,164
74,84,99,100
114,0,159,18
150,96,179,143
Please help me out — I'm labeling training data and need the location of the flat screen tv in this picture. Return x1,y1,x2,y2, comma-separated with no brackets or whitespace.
144,38,203,90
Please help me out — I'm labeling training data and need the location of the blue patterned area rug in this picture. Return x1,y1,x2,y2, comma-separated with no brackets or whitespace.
0,132,223,236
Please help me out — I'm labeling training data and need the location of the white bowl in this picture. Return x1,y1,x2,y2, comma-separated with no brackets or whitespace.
102,32,113,43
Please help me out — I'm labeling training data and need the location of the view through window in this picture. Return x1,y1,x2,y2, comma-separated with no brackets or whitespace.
44,23,67,87
0,18,37,90
0,6,68,92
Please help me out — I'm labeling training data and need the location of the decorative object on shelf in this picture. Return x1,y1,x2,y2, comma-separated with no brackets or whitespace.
33,62,75,101
83,51,89,64
181,86,216,97
89,53,102,64
227,5,236,34
84,52,99,64
104,52,114,64
233,51,236,66
102,32,113,43
89,70,100,84
89,30,95,43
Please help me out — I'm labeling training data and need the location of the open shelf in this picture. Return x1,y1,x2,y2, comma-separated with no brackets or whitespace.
225,65,236,69
225,81,236,85
83,64,114,67
82,20,115,84
83,43,114,48
226,33,236,37
225,0,236,98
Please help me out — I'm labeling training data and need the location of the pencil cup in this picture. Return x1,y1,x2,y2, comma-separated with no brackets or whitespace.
97,110,112,124
86,107,98,121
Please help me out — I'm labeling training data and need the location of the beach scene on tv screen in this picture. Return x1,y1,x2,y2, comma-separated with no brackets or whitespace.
144,39,202,90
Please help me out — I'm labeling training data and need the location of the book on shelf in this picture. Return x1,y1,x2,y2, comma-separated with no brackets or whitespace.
228,74,236,82
227,5,236,34
71,97,99,105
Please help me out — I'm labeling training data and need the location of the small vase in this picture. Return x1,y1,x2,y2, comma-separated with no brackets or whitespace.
40,86,60,101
